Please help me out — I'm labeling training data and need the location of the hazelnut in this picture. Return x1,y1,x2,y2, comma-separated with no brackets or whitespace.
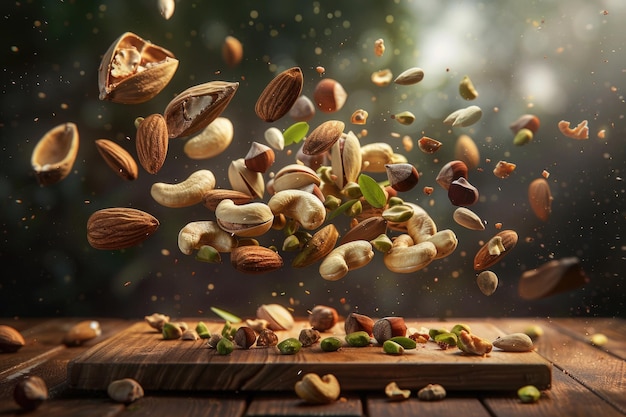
372,317,407,344
313,78,347,113
447,177,479,206
256,328,278,347
244,141,275,173
344,312,374,336
308,305,339,332
435,160,468,190
234,326,257,349
299,328,321,347
13,376,48,411
385,163,419,192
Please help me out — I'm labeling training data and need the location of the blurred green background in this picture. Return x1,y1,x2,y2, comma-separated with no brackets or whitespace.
0,0,624,319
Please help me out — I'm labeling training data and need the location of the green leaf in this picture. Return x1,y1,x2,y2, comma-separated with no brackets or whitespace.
210,306,242,323
283,121,309,146
358,174,386,208
327,199,358,221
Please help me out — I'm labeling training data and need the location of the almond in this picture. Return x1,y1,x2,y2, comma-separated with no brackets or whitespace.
136,114,168,174
302,120,345,155
473,230,518,271
255,67,303,122
95,139,138,180
87,208,160,250
230,245,283,274
0,325,26,353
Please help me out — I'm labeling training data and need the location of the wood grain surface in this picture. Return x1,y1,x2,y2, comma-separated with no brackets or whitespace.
67,319,551,392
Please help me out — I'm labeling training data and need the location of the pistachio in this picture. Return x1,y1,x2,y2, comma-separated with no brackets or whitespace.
320,336,342,352
385,382,411,401
417,384,446,401
31,122,80,186
256,303,294,331
277,337,302,355
231,245,284,274
272,164,321,193
288,95,316,122
215,199,273,237
0,325,26,353
476,271,498,296
63,320,101,346
383,340,404,355
513,128,534,146
528,178,552,221
373,317,407,344
453,207,485,230
299,328,321,347
13,376,49,411
268,189,326,230
443,105,483,127
493,333,534,352
183,117,234,159
434,332,458,349
295,373,341,404
228,158,265,199
256,328,278,347
345,331,371,347
222,35,243,67
308,305,339,332
319,240,374,281
151,169,216,208
459,75,479,100
195,322,211,339
314,78,347,113
371,233,393,253
98,32,178,104
178,220,237,255
162,322,183,340
216,337,234,355
457,329,492,356
332,131,362,188
388,336,417,349
474,230,518,271
145,313,170,331
107,378,144,403
344,313,374,336
391,111,415,125
255,67,303,122
234,326,257,349
393,67,425,85
164,81,239,138
95,139,138,181
517,385,541,403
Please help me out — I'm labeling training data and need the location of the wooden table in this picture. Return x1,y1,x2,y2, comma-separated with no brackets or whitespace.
1,317,624,417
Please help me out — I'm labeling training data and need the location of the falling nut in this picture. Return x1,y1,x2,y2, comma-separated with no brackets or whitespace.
295,373,341,404
215,199,274,237
151,169,216,208
177,220,237,255
31,122,80,186
256,304,294,331
474,230,518,271
255,67,303,122
268,189,326,230
184,117,234,160
63,320,101,346
319,240,374,281
95,139,138,181
231,246,284,274
136,113,168,174
244,142,275,173
314,78,347,113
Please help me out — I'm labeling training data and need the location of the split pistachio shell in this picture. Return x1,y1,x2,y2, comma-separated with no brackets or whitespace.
319,240,374,281
272,164,320,193
183,117,234,159
98,32,178,104
215,199,274,237
228,158,264,199
164,81,239,138
256,304,294,331
151,169,216,208
331,131,362,188
31,122,79,186
177,221,237,255
268,189,326,230
453,207,485,230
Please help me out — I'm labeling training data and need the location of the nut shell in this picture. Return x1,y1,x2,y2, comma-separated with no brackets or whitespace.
31,122,79,186
256,304,294,330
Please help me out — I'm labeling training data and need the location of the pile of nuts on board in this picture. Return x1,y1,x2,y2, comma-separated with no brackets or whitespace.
30,24,592,298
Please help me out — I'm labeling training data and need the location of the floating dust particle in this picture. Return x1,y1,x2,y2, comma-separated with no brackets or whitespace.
207,283,215,290
495,222,503,229
60,103,68,110
542,170,550,178
298,281,304,287
151,295,158,302
597,129,606,139
451,270,460,278
124,281,131,287
38,92,46,99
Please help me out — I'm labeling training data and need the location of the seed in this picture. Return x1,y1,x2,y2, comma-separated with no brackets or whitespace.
517,385,541,403
264,127,285,150
453,207,485,230
443,105,482,127
393,67,425,85
351,109,369,125
320,336,342,352
277,337,302,354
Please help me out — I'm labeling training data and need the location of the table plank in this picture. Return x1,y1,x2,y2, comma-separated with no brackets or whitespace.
368,395,490,417
246,393,363,417
67,320,551,392
549,318,626,359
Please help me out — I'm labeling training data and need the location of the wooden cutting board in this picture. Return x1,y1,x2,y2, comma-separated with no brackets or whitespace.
68,319,551,392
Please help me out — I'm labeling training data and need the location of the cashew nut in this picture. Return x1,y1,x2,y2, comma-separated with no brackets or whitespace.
295,373,341,404
405,203,437,243
215,199,274,237
177,221,237,255
319,240,374,281
427,229,458,259
183,117,233,159
268,189,326,230
383,234,437,273
151,169,216,208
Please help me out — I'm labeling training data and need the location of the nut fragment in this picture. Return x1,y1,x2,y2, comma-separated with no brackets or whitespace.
145,313,170,331
457,330,492,356
0,325,26,352
493,160,516,178
448,177,479,206
299,328,321,347
13,376,48,411
87,208,160,250
136,113,168,174
418,136,442,154
417,384,446,401
256,328,279,347
295,373,341,404
255,67,303,122
558,119,589,140
95,139,138,181
63,320,101,346
319,240,374,281
107,378,144,404
151,169,216,208
31,122,80,186
164,81,239,138
385,382,411,401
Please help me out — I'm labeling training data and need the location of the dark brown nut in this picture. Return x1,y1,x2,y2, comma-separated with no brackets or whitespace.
518,257,589,300
418,136,442,154
313,78,347,113
372,317,407,344
385,163,419,192
308,305,339,332
299,328,321,347
447,177,479,206
435,160,468,190
95,139,138,181
87,208,160,250
0,325,26,353
107,378,144,403
256,328,278,347
344,312,374,336
136,113,168,174
13,376,48,411
339,217,387,246
234,326,256,349
302,120,345,156
255,67,303,122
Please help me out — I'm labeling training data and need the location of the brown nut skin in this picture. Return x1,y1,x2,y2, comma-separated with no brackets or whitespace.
313,78,347,113
372,317,407,344
448,177,479,206
309,305,339,332
256,328,279,347
344,312,374,336
13,376,49,411
473,230,518,271
234,326,257,349
436,160,468,190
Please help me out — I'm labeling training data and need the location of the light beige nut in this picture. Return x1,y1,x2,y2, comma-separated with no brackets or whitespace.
272,164,321,193
63,320,101,346
385,382,411,401
360,142,394,173
231,246,283,274
393,67,425,85
417,384,446,401
228,158,264,199
144,313,170,331
177,221,237,255
164,81,239,139
371,68,393,86
383,234,437,273
107,378,144,403
268,189,326,230
95,139,138,181
202,189,253,211
136,113,168,174
331,131,362,188
98,32,178,104
427,229,458,259
455,134,480,170
264,127,285,150
183,117,234,159
292,224,339,268
158,0,175,19
255,67,303,122
453,207,485,230
493,333,534,352
151,169,216,208
476,271,498,296
0,325,26,352
319,240,374,281
405,204,437,243
295,373,341,404
87,208,160,250
256,304,294,331
558,119,589,140
215,199,274,237
31,122,79,186
443,105,483,127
